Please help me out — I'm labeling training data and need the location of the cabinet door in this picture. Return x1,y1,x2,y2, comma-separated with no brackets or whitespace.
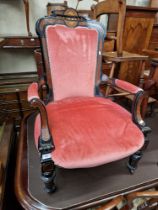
119,12,154,84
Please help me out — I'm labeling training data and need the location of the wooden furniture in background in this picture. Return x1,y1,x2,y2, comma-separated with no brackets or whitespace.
91,0,149,97
149,23,158,50
126,190,158,210
0,120,15,210
97,196,124,210
0,72,38,126
118,6,158,85
150,0,158,7
0,10,40,50
47,1,68,16
0,36,40,49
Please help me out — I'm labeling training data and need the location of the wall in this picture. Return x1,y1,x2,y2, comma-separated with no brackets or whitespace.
0,0,150,74
0,0,96,74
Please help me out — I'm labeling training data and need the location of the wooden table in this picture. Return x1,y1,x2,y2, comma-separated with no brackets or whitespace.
15,113,158,210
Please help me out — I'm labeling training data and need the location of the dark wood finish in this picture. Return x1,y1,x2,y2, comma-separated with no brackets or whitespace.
30,8,98,193
0,120,15,210
0,36,40,49
101,76,151,172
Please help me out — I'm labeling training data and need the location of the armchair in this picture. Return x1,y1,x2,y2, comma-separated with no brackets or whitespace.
26,8,151,194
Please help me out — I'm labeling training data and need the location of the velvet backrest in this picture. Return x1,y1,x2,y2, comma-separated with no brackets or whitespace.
36,16,105,101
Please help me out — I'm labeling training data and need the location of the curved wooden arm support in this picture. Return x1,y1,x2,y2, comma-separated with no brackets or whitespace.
100,77,146,127
97,196,124,210
28,82,54,145
132,91,151,144
28,82,56,193
30,98,51,142
132,90,146,128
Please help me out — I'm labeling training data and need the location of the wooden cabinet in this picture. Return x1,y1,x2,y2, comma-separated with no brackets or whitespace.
118,6,158,85
148,24,158,50
0,72,38,126
1,36,40,49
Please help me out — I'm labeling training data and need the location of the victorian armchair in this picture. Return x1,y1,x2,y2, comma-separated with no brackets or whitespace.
25,8,151,196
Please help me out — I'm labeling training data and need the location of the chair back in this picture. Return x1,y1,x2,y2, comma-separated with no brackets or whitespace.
36,8,105,101
91,0,126,56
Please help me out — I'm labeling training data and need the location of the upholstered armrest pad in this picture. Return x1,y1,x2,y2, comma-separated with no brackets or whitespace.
101,75,143,94
114,79,143,94
28,82,40,102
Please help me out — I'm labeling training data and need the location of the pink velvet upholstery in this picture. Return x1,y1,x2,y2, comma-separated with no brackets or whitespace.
28,82,39,102
46,25,98,101
34,97,144,169
115,79,142,94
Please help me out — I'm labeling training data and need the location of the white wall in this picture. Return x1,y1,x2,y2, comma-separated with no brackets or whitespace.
0,0,97,74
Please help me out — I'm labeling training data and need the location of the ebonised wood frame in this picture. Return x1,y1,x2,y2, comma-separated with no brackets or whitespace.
100,77,151,173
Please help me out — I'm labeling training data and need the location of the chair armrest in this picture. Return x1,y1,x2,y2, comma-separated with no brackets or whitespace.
27,83,54,149
28,84,55,191
100,76,146,128
28,82,40,102
114,79,143,94
101,75,142,94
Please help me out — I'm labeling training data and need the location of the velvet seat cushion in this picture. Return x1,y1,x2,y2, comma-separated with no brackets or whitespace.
34,97,144,169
